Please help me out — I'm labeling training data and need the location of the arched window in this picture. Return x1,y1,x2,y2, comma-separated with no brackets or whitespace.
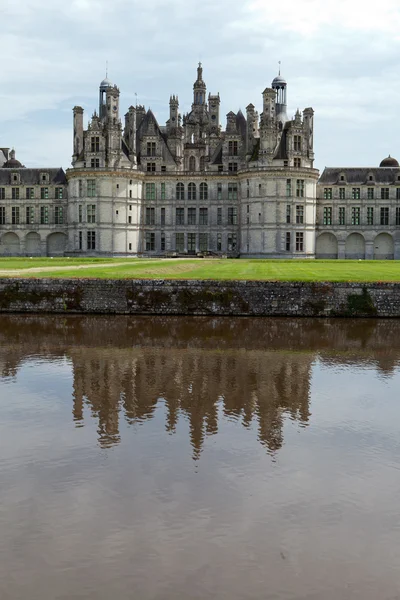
200,156,205,171
189,156,196,171
188,183,196,200
200,182,208,201
176,182,184,200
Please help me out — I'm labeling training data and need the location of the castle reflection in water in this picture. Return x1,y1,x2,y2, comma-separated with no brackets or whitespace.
0,315,399,458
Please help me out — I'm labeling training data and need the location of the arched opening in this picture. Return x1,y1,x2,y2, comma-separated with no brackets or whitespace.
25,232,41,255
189,156,196,171
188,183,196,201
47,232,67,256
316,232,338,259
1,232,20,256
374,233,394,260
200,182,208,201
176,182,184,200
345,233,365,259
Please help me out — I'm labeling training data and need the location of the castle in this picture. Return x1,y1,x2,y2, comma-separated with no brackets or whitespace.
0,64,399,259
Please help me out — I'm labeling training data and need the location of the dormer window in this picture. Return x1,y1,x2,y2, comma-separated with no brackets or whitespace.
228,141,238,156
41,172,49,184
293,135,302,151
12,173,20,184
340,175,345,181
91,136,100,152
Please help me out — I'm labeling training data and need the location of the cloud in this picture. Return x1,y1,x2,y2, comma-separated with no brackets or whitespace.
1,0,399,169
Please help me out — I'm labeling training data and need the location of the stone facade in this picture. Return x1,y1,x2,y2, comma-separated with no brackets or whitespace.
0,65,400,258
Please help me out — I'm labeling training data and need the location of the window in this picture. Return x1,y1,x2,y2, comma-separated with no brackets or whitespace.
161,165,166,173
87,180,96,197
26,187,34,199
160,183,166,200
161,233,166,252
247,188,250,198
175,233,184,252
200,182,208,200
129,190,132,198
161,207,166,226
259,184,262,196
87,231,96,250
128,216,132,224
129,242,132,251
145,207,155,225
294,135,302,151
176,183,184,200
55,206,64,225
188,183,196,200
228,207,238,225
228,183,238,200
380,206,389,225
147,142,156,156
396,188,400,200
199,208,208,225
189,156,196,171
0,207,5,224
200,156,205,171
228,162,238,172
188,207,196,225
25,206,34,224
188,233,196,253
0,188,5,200
396,207,400,226
40,187,49,199
41,173,48,183
78,205,83,223
217,183,222,201
176,207,184,225
286,205,291,224
293,158,301,168
324,188,332,200
91,136,100,152
352,187,360,199
87,204,96,223
217,207,222,225
78,231,83,250
12,188,19,200
78,180,83,198
145,183,156,200
323,206,332,225
227,233,237,252
367,187,374,200
40,206,49,224
228,141,238,156
90,158,100,168
296,205,304,224
296,179,304,197
367,206,374,225
295,232,304,252
13,173,19,184
339,207,345,225
217,233,222,251
381,187,390,200
218,165,224,173
145,232,155,251
199,233,208,251
339,187,345,200
246,205,250,224
147,162,156,172
11,206,20,225
286,179,292,197
351,206,360,225
286,232,291,252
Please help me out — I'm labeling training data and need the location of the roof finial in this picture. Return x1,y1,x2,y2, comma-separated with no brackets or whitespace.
278,60,281,76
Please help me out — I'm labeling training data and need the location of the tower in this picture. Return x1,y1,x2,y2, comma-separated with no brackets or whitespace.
72,106,84,164
99,76,113,120
193,62,206,107
169,95,179,127
208,93,220,132
271,73,288,124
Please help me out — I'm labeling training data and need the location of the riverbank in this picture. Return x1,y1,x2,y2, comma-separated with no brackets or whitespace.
0,278,399,317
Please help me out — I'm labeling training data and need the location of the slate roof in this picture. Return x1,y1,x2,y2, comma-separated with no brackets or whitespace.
274,121,291,160
0,168,67,185
319,167,400,185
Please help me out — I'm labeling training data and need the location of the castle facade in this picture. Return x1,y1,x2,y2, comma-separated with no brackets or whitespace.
0,64,399,259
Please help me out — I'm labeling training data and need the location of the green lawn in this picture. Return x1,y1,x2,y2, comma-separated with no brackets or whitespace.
1,257,400,281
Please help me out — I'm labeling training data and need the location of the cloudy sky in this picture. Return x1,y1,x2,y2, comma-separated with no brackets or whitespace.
2,0,400,171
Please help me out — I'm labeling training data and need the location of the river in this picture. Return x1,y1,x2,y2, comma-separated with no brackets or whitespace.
0,315,399,599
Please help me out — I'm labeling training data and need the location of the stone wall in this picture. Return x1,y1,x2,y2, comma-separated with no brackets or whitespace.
0,278,400,317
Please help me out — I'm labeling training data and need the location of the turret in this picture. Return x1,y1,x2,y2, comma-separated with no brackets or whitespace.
99,76,112,120
169,95,179,128
208,94,220,131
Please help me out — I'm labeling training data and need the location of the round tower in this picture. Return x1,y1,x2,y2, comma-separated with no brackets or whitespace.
271,74,288,124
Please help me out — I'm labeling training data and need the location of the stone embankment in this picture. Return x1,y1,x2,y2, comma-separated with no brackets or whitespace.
0,278,399,317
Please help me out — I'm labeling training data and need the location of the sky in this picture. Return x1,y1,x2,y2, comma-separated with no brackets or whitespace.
1,0,400,172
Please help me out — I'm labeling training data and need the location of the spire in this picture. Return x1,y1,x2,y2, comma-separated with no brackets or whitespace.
193,62,206,105
197,62,203,82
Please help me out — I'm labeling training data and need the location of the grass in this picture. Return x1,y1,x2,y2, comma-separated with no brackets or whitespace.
0,257,400,282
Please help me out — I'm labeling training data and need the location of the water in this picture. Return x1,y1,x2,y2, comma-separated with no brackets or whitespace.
0,315,400,600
